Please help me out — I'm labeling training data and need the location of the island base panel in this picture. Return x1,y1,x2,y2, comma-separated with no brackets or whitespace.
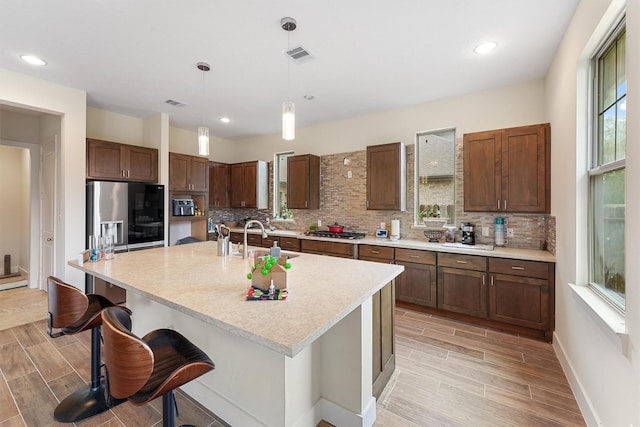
127,293,378,427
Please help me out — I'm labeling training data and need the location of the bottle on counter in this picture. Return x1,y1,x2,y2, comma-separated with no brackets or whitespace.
495,217,505,246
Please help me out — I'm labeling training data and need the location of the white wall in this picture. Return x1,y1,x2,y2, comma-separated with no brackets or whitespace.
546,0,640,425
0,68,86,288
232,80,547,162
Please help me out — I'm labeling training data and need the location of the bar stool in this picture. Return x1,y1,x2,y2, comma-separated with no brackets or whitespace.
101,306,215,427
47,276,131,422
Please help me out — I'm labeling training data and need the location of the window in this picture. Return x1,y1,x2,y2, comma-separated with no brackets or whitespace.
415,128,456,225
589,20,626,311
273,151,294,219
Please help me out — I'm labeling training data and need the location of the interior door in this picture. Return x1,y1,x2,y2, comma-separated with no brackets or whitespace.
40,134,57,290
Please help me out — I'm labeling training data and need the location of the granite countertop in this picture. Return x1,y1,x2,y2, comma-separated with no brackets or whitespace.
69,241,404,358
230,228,556,263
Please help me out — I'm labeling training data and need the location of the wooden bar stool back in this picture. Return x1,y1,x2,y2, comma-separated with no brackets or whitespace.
46,276,131,422
101,306,215,427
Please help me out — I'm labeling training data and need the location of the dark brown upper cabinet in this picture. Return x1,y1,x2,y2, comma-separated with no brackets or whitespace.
87,138,158,183
366,142,407,211
169,152,208,192
209,162,230,208
287,154,320,209
463,123,550,213
230,161,268,208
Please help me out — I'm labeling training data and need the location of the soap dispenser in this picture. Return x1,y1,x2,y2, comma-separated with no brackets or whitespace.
270,241,281,258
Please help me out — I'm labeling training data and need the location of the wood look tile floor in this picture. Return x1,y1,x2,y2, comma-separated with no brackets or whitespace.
0,288,585,426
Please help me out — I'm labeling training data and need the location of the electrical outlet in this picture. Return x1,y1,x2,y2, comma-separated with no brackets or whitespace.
347,170,353,178
317,219,322,227
506,228,514,238
482,226,489,237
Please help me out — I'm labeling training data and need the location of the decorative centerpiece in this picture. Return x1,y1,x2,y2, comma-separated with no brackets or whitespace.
246,255,291,300
419,204,447,242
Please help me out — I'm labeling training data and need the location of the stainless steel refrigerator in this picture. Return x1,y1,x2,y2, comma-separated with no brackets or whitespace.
86,181,165,252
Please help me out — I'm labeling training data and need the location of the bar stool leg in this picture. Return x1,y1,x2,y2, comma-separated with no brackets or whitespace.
53,327,125,422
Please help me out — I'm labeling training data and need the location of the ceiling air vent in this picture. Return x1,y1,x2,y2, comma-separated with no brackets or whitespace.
165,99,186,107
285,46,312,63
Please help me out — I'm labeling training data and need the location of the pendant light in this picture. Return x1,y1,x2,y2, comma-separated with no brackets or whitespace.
197,62,210,156
281,17,296,141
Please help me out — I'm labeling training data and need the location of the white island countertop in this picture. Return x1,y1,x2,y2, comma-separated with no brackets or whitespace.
69,241,404,358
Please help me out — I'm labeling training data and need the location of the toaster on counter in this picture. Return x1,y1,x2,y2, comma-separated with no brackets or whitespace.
173,199,195,216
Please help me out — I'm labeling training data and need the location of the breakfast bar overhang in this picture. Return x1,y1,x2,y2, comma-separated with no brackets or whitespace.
69,241,403,427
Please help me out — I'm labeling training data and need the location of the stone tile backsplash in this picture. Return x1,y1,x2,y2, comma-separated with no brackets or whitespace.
209,142,556,254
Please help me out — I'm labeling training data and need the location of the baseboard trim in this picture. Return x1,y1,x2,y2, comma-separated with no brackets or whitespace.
552,331,600,426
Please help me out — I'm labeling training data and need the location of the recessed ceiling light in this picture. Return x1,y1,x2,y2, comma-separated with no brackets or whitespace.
20,55,47,66
218,117,231,124
473,41,497,55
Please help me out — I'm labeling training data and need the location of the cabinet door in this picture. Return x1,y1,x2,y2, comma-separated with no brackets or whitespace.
190,156,209,192
279,237,300,252
125,145,158,182
367,142,404,210
87,139,124,180
372,281,395,398
209,162,230,208
230,163,246,207
287,154,320,209
242,162,258,208
501,124,550,213
169,153,190,191
489,273,549,330
437,267,487,317
396,261,437,307
463,130,501,212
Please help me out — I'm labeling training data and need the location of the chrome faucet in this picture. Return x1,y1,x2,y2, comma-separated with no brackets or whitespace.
243,220,268,259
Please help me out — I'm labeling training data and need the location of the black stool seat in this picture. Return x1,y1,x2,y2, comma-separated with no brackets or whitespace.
101,306,215,427
47,276,131,422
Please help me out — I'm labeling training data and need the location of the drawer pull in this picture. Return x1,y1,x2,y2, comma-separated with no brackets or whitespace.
410,255,420,258
491,276,494,286
482,275,485,286
371,250,380,254
511,266,525,270
456,260,468,264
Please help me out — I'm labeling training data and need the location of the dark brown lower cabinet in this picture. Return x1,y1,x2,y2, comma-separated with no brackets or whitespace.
300,239,355,258
437,267,487,317
93,277,126,304
372,280,395,399
395,248,437,308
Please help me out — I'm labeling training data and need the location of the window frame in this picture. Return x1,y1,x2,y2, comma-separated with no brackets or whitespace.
588,18,626,313
272,150,295,219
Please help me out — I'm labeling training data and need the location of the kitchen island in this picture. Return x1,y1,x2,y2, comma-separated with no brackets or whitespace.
69,241,403,427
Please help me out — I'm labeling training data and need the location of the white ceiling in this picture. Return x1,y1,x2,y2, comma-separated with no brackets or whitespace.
1,0,578,140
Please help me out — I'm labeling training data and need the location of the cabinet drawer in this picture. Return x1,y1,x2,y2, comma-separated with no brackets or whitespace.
438,253,487,271
359,245,394,261
489,258,551,280
395,248,435,265
247,233,262,246
301,239,354,257
279,237,301,252
262,236,279,248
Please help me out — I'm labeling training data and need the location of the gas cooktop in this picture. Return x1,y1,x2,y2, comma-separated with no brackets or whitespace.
306,231,366,240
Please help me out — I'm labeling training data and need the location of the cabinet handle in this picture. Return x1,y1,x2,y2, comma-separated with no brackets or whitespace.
497,199,500,210
371,250,380,254
491,275,494,286
482,275,485,286
127,170,130,178
456,260,468,264
504,199,507,210
122,170,126,177
305,201,308,208
511,266,525,270
410,255,420,258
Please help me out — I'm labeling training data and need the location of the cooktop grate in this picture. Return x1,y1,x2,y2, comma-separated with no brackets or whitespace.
307,231,366,240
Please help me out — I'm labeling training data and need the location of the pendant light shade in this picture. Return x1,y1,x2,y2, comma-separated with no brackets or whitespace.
282,101,295,141
281,17,297,141
198,126,210,156
196,62,210,156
